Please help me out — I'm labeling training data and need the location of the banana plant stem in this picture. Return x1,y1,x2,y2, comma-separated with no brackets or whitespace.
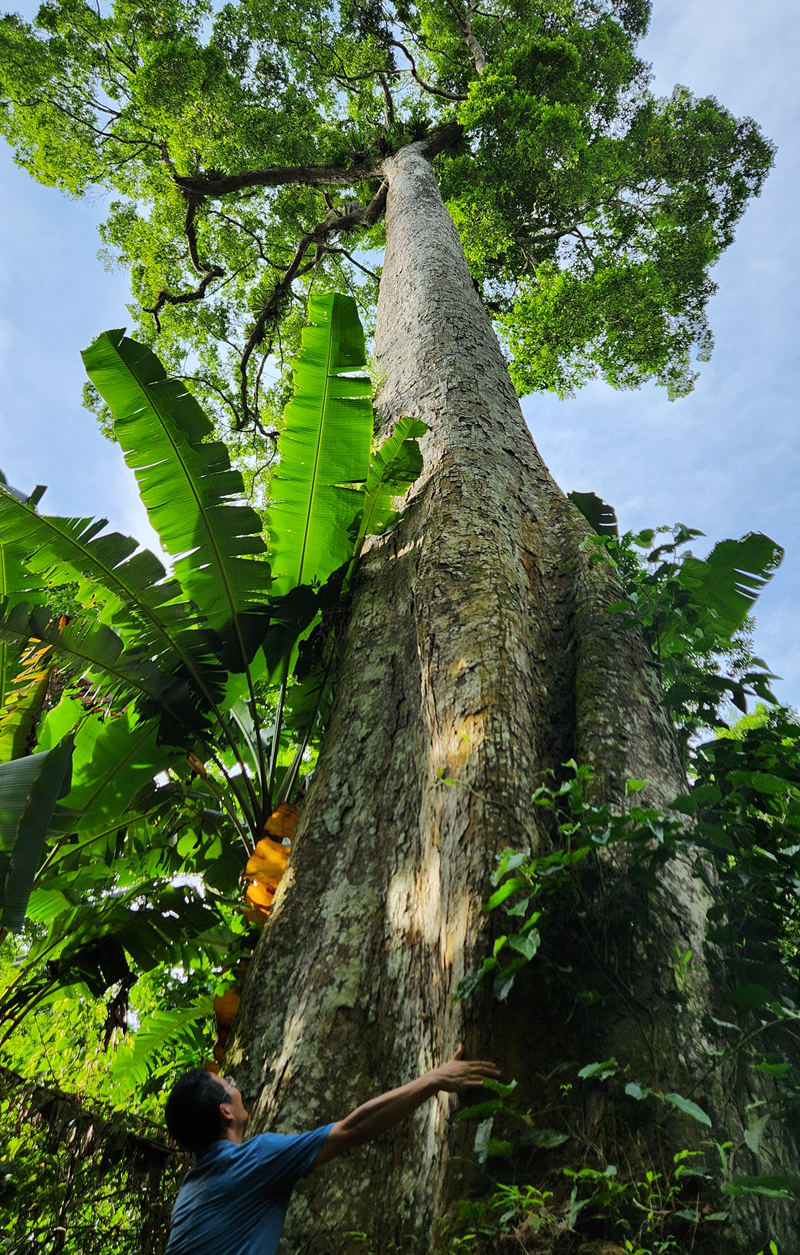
266,656,291,808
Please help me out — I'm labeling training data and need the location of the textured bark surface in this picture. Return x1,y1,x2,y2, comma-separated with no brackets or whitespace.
227,143,799,1252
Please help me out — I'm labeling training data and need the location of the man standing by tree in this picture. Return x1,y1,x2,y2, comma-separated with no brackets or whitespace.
163,1047,500,1254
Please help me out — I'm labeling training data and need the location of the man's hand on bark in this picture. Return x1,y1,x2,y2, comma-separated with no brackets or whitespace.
430,1043,502,1092
313,1043,502,1164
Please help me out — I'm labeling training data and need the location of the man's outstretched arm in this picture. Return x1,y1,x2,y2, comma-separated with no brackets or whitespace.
312,1044,500,1166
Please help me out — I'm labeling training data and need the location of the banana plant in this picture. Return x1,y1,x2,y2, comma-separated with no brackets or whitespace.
0,292,425,1036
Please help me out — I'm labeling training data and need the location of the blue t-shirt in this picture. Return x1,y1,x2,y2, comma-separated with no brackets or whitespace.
165,1124,334,1255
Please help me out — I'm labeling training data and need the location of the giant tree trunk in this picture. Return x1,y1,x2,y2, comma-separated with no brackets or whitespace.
228,143,800,1252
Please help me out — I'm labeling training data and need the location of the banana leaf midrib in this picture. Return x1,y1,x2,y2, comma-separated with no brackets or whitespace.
1,496,238,760
294,310,339,590
121,350,251,665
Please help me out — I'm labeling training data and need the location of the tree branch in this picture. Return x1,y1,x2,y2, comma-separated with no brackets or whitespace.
455,0,487,75
173,121,463,199
144,195,225,330
236,181,389,430
389,40,467,101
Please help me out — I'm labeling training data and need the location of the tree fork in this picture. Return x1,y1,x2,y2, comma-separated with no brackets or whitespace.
227,143,800,1252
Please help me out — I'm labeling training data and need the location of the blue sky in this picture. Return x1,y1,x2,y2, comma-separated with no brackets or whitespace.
0,0,797,708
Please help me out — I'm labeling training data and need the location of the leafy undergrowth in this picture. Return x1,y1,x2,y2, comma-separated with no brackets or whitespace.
439,705,800,1255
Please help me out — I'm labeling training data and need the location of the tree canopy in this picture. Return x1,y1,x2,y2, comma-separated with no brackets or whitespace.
0,0,774,442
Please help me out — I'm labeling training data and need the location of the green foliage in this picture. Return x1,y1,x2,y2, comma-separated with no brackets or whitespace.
352,415,427,554
268,291,373,597
0,295,429,1211
0,738,73,935
450,703,800,1252
82,328,272,639
0,940,212,1254
574,515,783,752
448,513,796,1251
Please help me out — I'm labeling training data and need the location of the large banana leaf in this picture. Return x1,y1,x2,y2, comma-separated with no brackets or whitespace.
269,293,373,597
674,533,784,642
0,737,74,933
0,603,210,743
568,491,619,539
82,330,271,654
56,709,183,833
0,493,236,743
0,535,47,720
0,640,55,761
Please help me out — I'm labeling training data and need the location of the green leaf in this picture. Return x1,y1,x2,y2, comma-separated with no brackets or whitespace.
674,533,783,642
663,1092,712,1127
457,1098,504,1121
82,330,271,643
0,737,74,931
728,983,775,1008
269,293,373,597
0,491,233,726
724,1174,800,1199
625,1081,651,1101
59,710,183,833
747,772,793,795
454,955,498,1003
519,1128,570,1150
110,997,213,1093
568,491,619,538
493,959,523,1001
508,929,540,961
483,1078,518,1099
0,602,209,744
578,1058,619,1080
485,876,529,911
36,693,88,752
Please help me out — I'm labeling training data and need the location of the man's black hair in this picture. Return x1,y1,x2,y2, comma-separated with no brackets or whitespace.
165,1069,228,1152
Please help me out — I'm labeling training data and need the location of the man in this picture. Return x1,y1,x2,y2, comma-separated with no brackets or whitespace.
164,1044,500,1254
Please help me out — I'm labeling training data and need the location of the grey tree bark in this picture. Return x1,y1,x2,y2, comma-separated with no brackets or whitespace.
227,142,800,1253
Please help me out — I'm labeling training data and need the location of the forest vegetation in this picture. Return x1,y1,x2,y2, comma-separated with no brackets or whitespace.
0,0,798,1252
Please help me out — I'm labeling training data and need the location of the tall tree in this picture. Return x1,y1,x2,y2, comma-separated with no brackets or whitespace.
1,1,796,1251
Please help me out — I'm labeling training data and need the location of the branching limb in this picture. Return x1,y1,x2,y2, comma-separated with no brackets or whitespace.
450,0,487,74
144,195,225,330
236,181,389,430
325,245,381,281
173,121,463,199
389,39,467,101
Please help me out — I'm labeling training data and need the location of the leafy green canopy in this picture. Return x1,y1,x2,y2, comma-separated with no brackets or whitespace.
0,0,774,433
